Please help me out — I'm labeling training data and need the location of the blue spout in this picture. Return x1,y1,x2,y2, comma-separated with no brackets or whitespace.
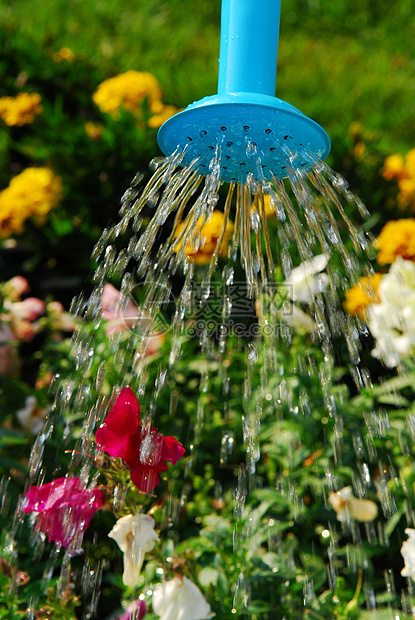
217,0,280,96
157,0,330,182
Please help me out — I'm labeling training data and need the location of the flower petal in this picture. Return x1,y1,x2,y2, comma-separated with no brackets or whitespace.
109,514,159,587
161,436,186,465
349,497,378,522
130,461,169,493
22,477,105,550
37,488,105,549
152,576,214,620
22,477,82,513
96,387,140,458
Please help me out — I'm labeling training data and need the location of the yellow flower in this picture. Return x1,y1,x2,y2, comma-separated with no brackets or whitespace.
383,150,415,210
404,149,415,178
348,121,363,138
398,177,415,208
53,47,75,63
0,92,43,127
343,273,383,317
353,141,366,160
0,168,62,238
84,121,104,140
174,210,234,265
250,193,279,218
382,153,405,181
148,103,178,129
93,70,162,118
375,218,415,265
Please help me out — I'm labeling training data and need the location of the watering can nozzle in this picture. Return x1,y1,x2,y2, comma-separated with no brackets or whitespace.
157,0,330,182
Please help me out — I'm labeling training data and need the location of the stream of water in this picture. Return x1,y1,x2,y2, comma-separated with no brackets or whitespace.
5,133,413,619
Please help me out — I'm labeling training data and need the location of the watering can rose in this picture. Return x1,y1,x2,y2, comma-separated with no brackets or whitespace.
21,477,105,552
95,387,185,492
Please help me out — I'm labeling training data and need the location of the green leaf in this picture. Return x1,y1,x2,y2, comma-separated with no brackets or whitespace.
0,429,27,446
385,510,403,538
0,455,27,473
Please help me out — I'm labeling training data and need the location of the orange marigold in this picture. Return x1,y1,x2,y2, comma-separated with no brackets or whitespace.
0,168,63,238
93,70,162,118
174,210,234,266
375,218,415,265
0,92,43,127
343,273,383,317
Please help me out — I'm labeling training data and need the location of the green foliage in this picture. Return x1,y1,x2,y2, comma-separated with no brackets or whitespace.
0,1,415,619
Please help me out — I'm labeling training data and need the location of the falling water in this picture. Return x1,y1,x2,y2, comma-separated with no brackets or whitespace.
4,130,413,619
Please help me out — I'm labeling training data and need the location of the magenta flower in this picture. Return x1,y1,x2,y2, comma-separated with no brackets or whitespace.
95,387,185,493
21,477,105,553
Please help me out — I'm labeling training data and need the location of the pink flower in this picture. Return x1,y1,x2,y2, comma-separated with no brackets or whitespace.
96,387,185,493
21,477,105,553
146,331,166,357
4,297,45,321
116,600,147,620
3,297,45,342
46,301,76,332
4,276,30,301
100,284,166,355
101,283,140,335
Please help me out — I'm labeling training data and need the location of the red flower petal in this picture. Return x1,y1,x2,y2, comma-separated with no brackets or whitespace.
161,435,186,465
122,427,163,470
95,387,140,458
129,460,169,493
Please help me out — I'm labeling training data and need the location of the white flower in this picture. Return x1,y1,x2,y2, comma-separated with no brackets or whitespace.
401,528,415,580
152,576,214,620
280,302,316,332
16,396,49,435
108,514,159,587
367,258,415,367
284,254,330,303
328,486,378,522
